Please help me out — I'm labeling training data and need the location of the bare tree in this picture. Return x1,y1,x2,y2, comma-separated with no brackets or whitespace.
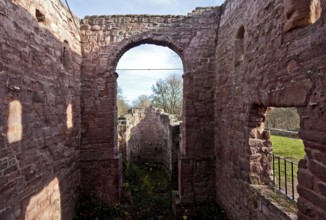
266,107,300,131
132,94,152,108
151,74,182,117
117,87,129,117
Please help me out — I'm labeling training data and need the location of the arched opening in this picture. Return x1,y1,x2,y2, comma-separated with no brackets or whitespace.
116,44,183,115
78,14,221,217
35,9,45,23
235,26,245,66
62,40,72,70
116,44,183,219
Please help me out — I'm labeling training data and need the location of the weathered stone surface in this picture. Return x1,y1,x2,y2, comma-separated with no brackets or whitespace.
0,0,81,219
215,0,325,219
118,107,180,175
284,0,322,31
80,7,218,207
1,0,326,219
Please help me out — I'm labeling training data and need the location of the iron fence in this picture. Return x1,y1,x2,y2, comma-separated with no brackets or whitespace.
271,153,298,201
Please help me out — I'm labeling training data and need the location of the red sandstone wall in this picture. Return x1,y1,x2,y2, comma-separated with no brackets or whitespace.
2,0,324,218
80,8,219,204
215,0,326,219
0,0,81,219
120,107,179,173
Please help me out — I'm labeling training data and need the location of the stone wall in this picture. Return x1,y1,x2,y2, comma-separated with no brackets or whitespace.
0,0,326,219
118,107,180,175
0,0,81,219
214,0,326,219
80,7,219,204
269,128,299,139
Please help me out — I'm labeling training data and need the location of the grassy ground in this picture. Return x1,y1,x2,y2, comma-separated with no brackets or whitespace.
74,161,228,220
122,162,228,220
270,135,305,199
74,161,173,220
271,135,305,163
122,161,173,220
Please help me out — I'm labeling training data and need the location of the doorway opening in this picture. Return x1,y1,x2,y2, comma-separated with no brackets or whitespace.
116,44,183,219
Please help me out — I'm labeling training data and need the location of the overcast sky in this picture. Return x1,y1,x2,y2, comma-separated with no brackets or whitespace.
67,0,225,104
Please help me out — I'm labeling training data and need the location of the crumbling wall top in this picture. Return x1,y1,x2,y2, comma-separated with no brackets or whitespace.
10,0,81,53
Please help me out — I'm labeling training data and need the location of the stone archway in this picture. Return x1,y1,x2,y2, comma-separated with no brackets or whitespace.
80,10,219,204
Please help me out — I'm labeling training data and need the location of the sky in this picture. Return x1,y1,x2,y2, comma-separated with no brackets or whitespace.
66,0,225,104
116,45,183,104
66,0,224,17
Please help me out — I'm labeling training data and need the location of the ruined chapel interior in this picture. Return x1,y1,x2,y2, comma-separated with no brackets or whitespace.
1,0,326,219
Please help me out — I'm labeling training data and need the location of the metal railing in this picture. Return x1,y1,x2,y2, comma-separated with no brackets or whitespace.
271,154,298,201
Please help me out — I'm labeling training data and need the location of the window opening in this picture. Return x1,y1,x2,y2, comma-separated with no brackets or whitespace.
265,107,304,201
62,40,72,69
235,26,245,65
35,9,45,22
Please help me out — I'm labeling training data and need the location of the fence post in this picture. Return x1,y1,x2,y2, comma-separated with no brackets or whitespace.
270,153,298,201
272,154,275,186
278,156,281,191
284,159,287,196
291,162,294,200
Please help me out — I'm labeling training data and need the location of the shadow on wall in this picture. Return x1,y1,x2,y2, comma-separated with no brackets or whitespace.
2,97,79,220
0,1,81,219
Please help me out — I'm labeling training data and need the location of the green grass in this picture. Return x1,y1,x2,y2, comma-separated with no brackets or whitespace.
123,161,173,220
271,135,305,163
74,161,228,219
270,135,305,199
74,161,172,220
